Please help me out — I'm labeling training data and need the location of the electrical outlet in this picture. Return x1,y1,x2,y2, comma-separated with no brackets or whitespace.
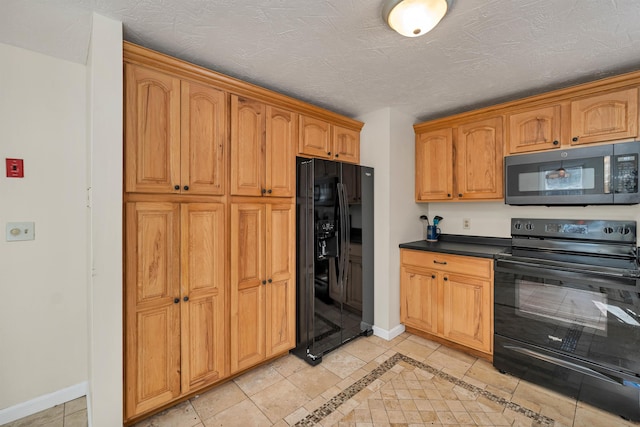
463,218,471,229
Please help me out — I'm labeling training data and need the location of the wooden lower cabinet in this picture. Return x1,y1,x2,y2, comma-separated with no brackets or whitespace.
400,249,493,356
230,201,296,373
124,201,226,421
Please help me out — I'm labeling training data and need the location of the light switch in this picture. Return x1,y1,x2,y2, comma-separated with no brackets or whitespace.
6,222,35,241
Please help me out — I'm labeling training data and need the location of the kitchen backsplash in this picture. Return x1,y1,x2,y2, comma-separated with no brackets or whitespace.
427,201,640,238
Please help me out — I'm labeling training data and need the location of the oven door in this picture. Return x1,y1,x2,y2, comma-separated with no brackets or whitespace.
494,257,640,375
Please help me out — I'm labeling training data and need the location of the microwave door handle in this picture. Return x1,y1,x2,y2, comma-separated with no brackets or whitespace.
604,155,611,194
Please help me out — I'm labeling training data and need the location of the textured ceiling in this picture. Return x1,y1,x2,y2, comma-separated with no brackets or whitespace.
3,0,640,122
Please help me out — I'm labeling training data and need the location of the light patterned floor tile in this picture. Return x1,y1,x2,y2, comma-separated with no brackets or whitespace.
202,398,271,427
190,380,248,420
133,400,201,427
14,334,640,427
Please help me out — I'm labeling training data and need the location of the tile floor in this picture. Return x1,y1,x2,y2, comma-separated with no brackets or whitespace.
2,396,87,427
5,333,640,426
133,333,639,427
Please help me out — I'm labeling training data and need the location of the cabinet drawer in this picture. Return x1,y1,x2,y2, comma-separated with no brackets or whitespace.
401,249,492,279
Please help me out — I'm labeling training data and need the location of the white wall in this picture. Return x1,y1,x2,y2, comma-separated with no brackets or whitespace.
429,202,640,237
359,108,427,335
86,14,123,427
0,42,88,410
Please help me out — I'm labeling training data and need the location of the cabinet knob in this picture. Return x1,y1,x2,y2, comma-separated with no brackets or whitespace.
458,193,462,197
262,188,267,194
174,185,180,190
335,154,339,158
327,151,331,156
262,280,267,285
174,298,180,304
183,296,189,302
552,140,559,146
572,136,579,142
267,189,272,194
431,274,436,279
183,185,189,191
444,276,449,281
447,193,451,197
268,278,273,283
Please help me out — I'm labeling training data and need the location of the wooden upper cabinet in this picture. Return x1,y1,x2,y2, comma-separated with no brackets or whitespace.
231,96,296,197
570,87,639,146
180,81,226,195
125,64,181,194
266,106,297,197
415,128,453,201
299,115,331,159
333,125,360,164
299,115,361,164
456,116,504,200
125,63,226,195
508,104,561,153
231,96,265,196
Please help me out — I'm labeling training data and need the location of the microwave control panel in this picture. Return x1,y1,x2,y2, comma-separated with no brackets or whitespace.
615,154,638,194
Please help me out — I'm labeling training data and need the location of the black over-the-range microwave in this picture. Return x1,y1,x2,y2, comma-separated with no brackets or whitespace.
504,141,640,205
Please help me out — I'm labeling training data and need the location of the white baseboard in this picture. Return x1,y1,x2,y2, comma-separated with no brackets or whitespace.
372,324,406,341
0,382,88,424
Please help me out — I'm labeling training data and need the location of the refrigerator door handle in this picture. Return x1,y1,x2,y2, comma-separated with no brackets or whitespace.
341,183,351,287
336,183,344,289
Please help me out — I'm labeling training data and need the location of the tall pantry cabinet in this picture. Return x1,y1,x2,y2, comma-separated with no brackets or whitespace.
229,94,296,373
123,51,228,422
123,42,362,424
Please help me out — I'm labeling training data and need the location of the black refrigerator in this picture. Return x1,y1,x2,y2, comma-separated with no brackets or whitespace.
293,157,374,365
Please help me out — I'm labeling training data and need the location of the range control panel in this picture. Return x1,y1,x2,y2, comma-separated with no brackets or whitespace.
511,218,637,243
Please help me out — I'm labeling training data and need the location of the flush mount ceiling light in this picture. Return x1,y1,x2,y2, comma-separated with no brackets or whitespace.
383,0,450,37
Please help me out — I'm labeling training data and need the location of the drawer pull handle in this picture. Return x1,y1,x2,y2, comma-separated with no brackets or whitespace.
433,260,447,265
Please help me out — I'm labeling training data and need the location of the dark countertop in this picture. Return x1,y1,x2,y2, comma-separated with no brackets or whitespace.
399,234,511,259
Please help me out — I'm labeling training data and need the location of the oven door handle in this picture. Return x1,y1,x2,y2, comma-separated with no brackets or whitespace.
504,345,623,386
495,258,639,280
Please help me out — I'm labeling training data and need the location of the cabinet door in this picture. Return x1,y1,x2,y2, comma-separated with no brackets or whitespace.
299,115,331,159
442,273,492,354
265,203,296,357
571,88,638,145
125,64,181,194
400,265,438,334
333,125,360,164
456,117,504,200
231,96,266,196
415,128,453,201
266,106,297,197
181,82,226,195
124,202,181,419
230,203,266,372
180,203,226,393
508,104,561,153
